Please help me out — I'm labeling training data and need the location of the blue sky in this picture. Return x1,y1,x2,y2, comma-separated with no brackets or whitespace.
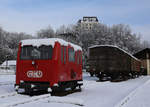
0,0,150,41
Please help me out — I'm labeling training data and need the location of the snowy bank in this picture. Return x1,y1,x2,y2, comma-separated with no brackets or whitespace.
115,76,150,107
0,69,15,75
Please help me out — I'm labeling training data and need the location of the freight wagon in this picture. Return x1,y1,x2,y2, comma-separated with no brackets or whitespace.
86,45,141,81
15,38,83,94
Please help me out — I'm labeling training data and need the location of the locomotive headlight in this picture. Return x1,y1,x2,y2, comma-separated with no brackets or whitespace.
20,80,24,83
53,83,59,87
47,87,52,92
31,84,35,88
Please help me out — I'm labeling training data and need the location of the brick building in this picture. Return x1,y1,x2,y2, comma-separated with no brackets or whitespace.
133,48,150,75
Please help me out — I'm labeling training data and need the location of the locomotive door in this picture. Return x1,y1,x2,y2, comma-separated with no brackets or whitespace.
60,46,68,81
68,47,77,80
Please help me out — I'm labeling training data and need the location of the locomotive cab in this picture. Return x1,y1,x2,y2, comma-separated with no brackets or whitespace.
15,44,56,93
15,38,83,94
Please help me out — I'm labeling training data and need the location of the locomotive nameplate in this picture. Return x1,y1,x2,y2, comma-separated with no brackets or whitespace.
27,70,43,78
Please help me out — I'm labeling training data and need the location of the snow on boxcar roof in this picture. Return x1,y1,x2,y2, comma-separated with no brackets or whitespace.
88,45,139,61
21,38,82,51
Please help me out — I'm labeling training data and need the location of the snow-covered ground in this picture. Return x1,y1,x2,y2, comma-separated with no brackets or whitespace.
0,74,15,95
0,69,15,75
0,72,150,107
116,78,150,107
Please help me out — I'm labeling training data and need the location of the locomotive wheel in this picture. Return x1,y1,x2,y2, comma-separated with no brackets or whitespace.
71,86,76,90
71,81,77,90
25,88,33,95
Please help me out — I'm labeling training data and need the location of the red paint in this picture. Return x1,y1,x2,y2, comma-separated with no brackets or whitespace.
16,40,82,87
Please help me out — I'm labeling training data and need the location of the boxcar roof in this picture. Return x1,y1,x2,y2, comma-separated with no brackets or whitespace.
89,45,139,61
21,38,82,51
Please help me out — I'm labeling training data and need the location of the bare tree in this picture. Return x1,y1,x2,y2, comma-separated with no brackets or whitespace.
37,26,55,38
56,25,66,35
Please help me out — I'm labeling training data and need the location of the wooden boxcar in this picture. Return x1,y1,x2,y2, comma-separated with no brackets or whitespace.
15,38,83,94
86,45,141,81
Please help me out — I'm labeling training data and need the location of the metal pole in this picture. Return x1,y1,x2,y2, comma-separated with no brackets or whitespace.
5,55,9,72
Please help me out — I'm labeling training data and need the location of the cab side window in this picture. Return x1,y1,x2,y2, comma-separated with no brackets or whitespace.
77,52,82,64
61,46,63,62
77,52,80,64
69,48,75,62
79,52,82,64
64,47,66,64
61,46,67,64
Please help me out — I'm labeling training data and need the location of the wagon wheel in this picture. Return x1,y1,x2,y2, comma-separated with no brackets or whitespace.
98,73,105,81
90,72,94,77
111,72,119,81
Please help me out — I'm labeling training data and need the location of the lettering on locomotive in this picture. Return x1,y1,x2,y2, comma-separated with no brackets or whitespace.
27,70,43,78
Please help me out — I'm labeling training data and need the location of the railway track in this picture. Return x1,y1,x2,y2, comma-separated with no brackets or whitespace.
0,92,17,99
115,77,150,107
0,92,50,107
0,88,83,107
0,81,14,86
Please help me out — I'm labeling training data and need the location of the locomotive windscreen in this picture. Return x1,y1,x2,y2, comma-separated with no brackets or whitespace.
20,45,53,60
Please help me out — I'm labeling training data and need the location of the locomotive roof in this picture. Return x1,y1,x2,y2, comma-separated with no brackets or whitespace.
21,38,82,51
89,45,139,61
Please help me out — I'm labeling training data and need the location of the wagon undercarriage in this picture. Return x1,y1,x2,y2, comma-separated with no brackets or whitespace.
90,70,141,82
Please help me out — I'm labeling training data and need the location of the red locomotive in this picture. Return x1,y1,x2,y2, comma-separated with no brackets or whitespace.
15,38,83,94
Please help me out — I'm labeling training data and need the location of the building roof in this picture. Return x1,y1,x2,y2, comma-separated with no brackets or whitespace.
1,60,16,66
83,16,98,21
133,48,150,59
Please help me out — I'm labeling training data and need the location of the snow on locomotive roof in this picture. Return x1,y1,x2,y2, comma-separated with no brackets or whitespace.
89,45,139,61
21,38,82,51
